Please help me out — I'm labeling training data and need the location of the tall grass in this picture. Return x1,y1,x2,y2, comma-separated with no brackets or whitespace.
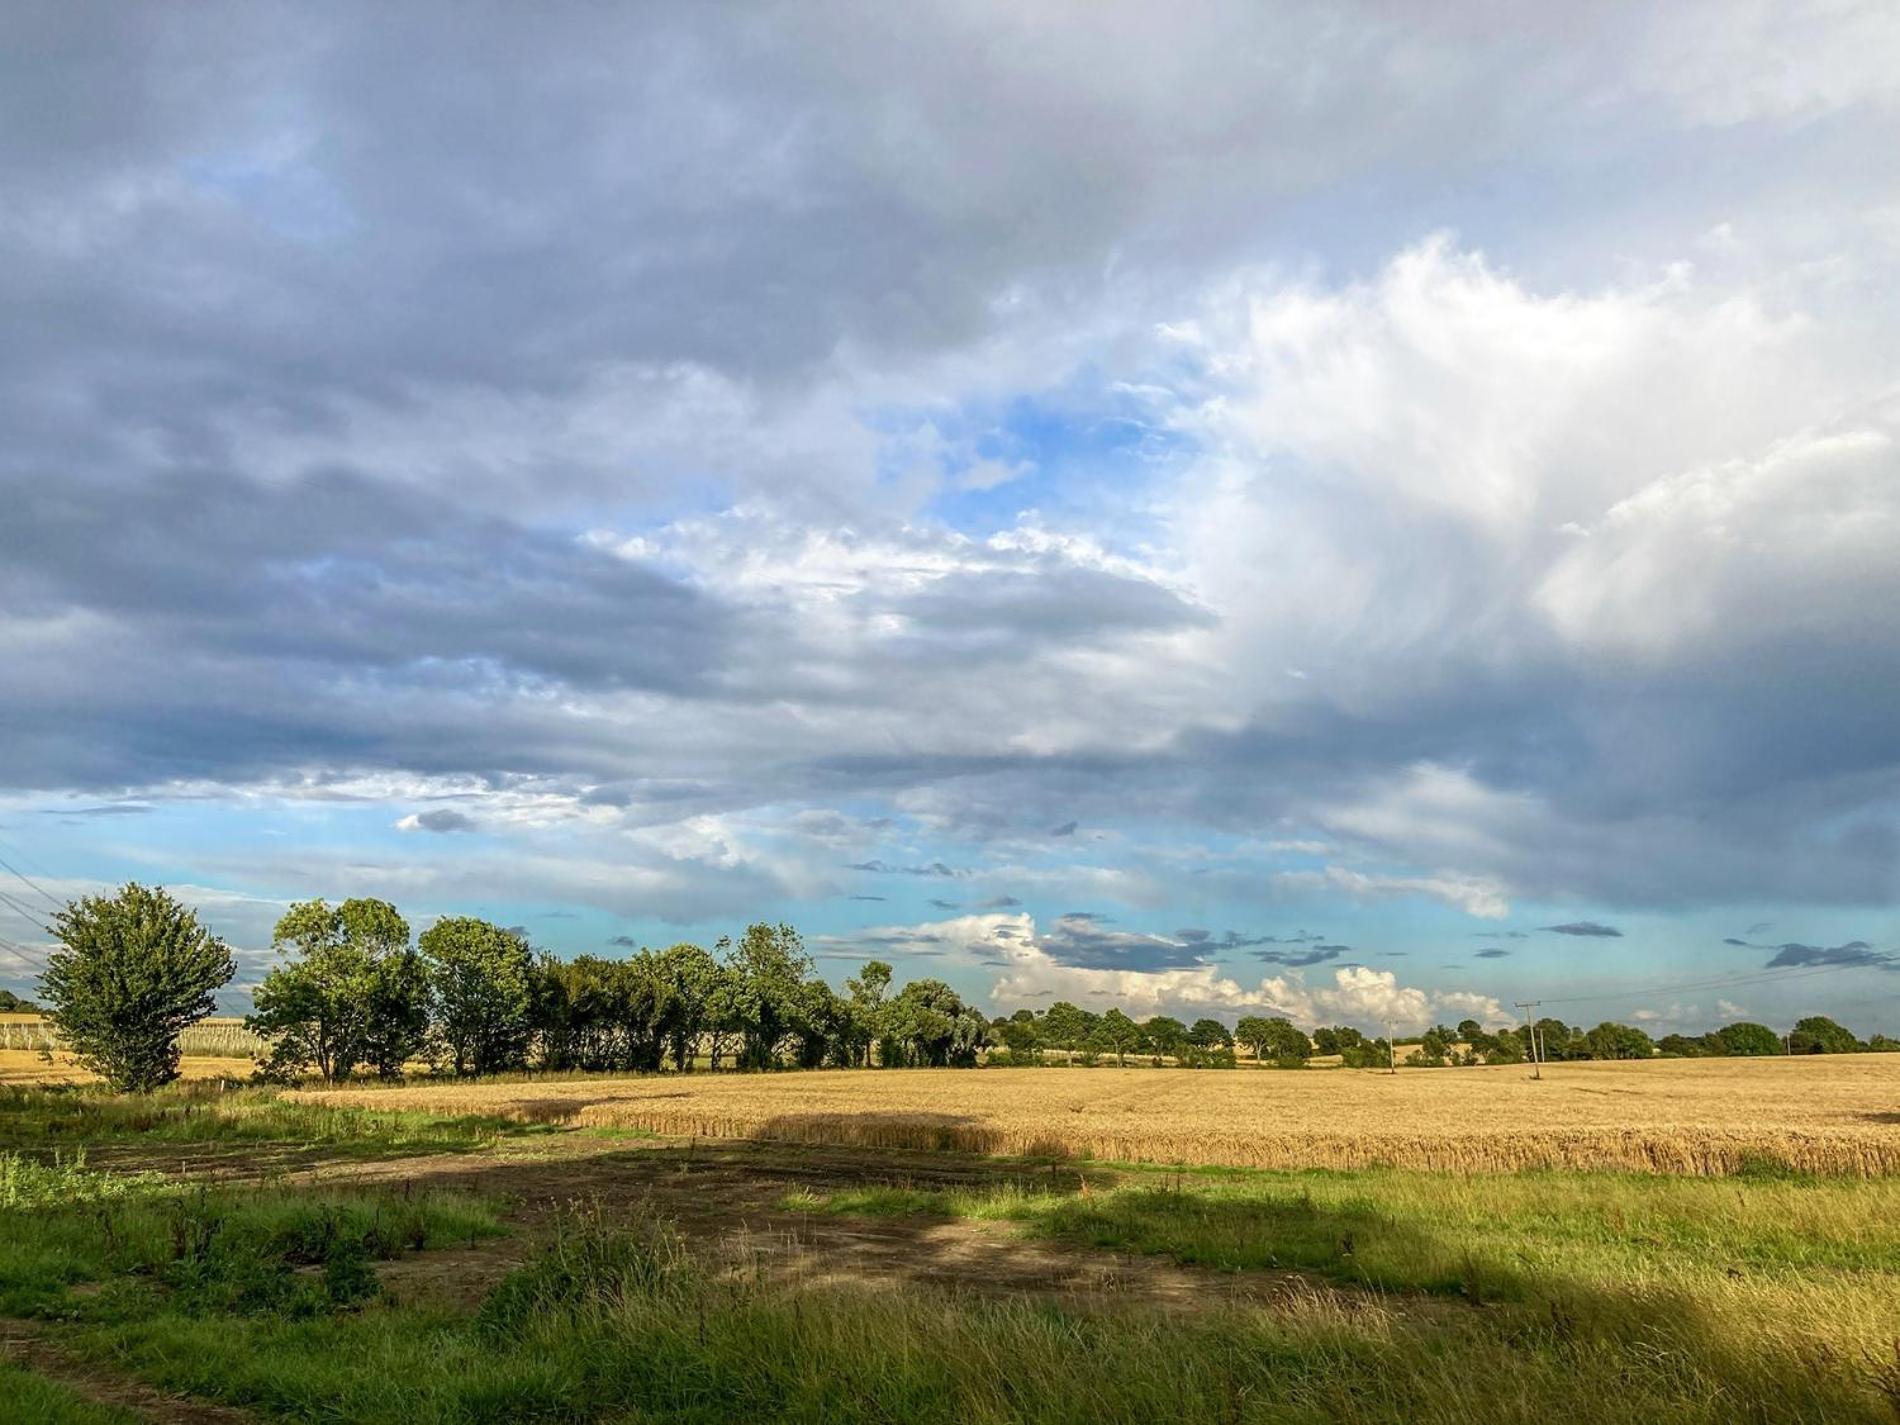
62,1207,1900,1424
0,1080,536,1156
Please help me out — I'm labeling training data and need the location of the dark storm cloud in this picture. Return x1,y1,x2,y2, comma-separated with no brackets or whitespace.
1543,922,1624,938
1253,944,1352,967
1035,913,1207,971
1762,941,1896,971
1050,821,1078,837
1178,928,1325,949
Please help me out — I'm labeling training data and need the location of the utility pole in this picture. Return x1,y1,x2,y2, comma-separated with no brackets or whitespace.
1515,1000,1542,1081
1383,1019,1396,1075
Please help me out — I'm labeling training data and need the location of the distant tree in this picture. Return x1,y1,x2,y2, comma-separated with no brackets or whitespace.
1455,1018,1498,1057
1584,1021,1655,1060
1042,1001,1098,1062
1235,1016,1310,1065
1142,1015,1188,1064
844,960,894,1067
658,942,722,1071
1188,1017,1232,1049
1484,1031,1525,1065
1095,1008,1144,1067
723,923,814,1070
423,917,534,1076
1311,1026,1339,1055
1788,1016,1862,1055
1656,1033,1707,1058
1413,1028,1451,1066
1716,1021,1783,1057
995,1008,1045,1065
249,898,425,1083
38,884,234,1092
883,978,988,1067
1867,1034,1900,1053
0,989,38,1013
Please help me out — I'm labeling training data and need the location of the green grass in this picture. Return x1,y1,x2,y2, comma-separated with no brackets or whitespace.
0,1360,138,1424
784,1165,1900,1294
38,1205,1900,1424
0,1081,546,1157
5,1082,1897,1423
0,1153,502,1318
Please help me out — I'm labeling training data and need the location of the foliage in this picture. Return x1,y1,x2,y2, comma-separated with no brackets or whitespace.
1717,1021,1785,1057
423,917,534,1075
38,883,235,1092
247,899,428,1083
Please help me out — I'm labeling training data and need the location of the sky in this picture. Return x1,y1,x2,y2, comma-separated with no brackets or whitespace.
3,1,1899,1036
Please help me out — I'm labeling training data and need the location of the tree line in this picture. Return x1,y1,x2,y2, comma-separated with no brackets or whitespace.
25,883,1899,1092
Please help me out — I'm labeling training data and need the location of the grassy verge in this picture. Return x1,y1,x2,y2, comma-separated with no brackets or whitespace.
44,1205,1900,1424
0,1151,502,1318
0,1081,546,1157
0,1359,138,1424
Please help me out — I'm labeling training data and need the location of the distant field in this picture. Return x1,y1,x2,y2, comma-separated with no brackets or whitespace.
309,1055,1900,1175
0,1014,260,1084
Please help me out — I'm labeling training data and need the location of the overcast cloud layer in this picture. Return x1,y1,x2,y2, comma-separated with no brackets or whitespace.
4,1,1899,1033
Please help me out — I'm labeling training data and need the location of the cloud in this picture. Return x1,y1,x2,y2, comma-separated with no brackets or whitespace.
1252,944,1352,968
1273,866,1510,920
1762,941,1896,971
1543,921,1623,938
3,4,1900,971
396,808,478,834
1474,948,1512,959
977,894,1023,909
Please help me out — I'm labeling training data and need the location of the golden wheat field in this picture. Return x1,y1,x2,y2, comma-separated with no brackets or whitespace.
308,1055,1900,1175
0,1014,262,1084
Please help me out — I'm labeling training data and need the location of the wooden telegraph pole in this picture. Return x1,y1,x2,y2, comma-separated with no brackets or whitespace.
1515,1000,1542,1080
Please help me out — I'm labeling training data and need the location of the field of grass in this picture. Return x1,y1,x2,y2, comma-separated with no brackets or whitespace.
309,1054,1900,1174
1,1079,1896,1422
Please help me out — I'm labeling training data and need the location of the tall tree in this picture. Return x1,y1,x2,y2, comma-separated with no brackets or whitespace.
248,898,423,1082
723,923,814,1070
423,917,534,1076
39,884,234,1092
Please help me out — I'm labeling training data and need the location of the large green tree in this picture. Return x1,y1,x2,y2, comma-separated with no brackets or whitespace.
248,898,427,1082
1788,1016,1862,1055
39,883,234,1092
423,917,534,1076
1716,1021,1784,1057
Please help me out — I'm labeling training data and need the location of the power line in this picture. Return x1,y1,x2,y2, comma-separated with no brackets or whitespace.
1509,959,1876,1011
0,888,54,932
0,843,63,914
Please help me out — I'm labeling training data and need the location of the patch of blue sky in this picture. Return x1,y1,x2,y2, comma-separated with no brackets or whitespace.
869,370,1197,544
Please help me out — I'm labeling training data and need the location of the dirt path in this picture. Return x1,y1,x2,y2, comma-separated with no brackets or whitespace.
304,1135,1423,1317
0,1320,256,1424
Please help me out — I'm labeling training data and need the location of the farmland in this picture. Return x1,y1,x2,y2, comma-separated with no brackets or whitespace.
309,1054,1900,1175
2,1071,1899,1422
0,1015,261,1085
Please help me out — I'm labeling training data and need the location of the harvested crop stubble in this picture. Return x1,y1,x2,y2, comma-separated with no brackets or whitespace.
306,1056,1900,1175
